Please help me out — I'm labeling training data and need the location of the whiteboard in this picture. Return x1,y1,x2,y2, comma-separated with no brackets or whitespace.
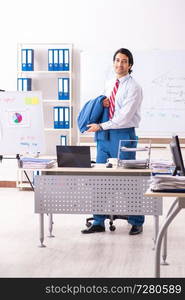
81,50,185,138
0,91,45,155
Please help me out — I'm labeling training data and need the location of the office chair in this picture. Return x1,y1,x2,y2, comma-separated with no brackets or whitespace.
85,215,128,231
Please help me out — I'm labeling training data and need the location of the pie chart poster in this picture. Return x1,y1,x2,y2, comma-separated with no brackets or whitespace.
0,91,45,155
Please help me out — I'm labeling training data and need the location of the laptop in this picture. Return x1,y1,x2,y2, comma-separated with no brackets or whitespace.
56,145,92,168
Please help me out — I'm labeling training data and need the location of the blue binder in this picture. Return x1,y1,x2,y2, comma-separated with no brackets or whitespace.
54,106,59,129
48,49,54,71
27,49,34,71
17,78,23,91
58,78,70,100
53,49,59,71
62,78,69,100
58,49,64,71
64,106,70,128
60,135,67,145
63,49,69,71
17,78,32,91
58,78,62,100
59,107,65,128
21,49,27,71
23,78,32,91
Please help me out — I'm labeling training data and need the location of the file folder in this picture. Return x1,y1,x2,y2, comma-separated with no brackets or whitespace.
17,78,23,91
48,49,54,71
53,49,59,71
62,78,70,100
23,78,28,91
17,78,32,91
27,49,34,71
63,49,69,71
23,78,32,91
58,78,63,100
21,49,27,71
64,107,70,128
58,49,64,71
58,78,70,100
59,107,65,128
60,135,67,145
54,106,59,129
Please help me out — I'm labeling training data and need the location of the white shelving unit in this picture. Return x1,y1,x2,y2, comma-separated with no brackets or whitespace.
17,43,76,155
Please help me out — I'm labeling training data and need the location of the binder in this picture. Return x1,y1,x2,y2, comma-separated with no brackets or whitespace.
53,49,59,71
59,107,65,128
63,49,69,71
58,78,63,100
48,49,54,71
21,49,27,71
60,135,67,145
27,49,34,71
17,78,32,91
58,78,70,100
23,78,27,91
54,106,59,128
23,78,32,91
17,78,23,91
62,78,70,100
58,49,64,70
64,106,70,128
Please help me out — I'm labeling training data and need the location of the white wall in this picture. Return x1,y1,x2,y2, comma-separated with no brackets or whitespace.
0,0,185,180
1,0,185,90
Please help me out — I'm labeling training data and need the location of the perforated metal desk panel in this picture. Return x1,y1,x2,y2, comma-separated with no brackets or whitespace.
34,165,162,216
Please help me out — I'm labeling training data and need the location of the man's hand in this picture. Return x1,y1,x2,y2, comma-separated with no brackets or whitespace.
103,97,110,107
86,124,101,132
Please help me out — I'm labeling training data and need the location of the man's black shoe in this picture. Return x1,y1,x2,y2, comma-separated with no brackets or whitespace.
129,225,143,235
81,224,105,234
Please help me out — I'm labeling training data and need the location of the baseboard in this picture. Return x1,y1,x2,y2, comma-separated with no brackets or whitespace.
0,181,16,188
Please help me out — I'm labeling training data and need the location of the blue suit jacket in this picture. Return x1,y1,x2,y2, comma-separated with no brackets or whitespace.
77,95,109,141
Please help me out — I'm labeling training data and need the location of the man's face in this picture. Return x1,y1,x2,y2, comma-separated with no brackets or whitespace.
113,53,131,77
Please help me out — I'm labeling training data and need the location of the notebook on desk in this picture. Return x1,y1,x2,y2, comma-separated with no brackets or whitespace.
56,145,92,168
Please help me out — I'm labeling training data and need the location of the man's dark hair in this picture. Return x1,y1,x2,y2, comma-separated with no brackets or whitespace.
113,48,134,74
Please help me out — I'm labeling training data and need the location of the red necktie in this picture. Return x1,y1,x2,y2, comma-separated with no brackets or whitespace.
109,79,119,119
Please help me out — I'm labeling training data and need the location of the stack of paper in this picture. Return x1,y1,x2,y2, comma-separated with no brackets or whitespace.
150,159,174,175
149,175,185,192
119,159,149,169
19,157,56,169
121,146,149,152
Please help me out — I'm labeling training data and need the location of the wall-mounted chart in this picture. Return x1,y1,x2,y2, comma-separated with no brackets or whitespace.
0,91,45,155
13,112,22,123
7,110,30,127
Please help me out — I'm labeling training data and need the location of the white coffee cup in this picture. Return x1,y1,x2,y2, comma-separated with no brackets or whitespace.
107,158,118,167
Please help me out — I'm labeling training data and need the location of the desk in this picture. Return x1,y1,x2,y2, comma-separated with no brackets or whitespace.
34,165,162,247
145,190,185,278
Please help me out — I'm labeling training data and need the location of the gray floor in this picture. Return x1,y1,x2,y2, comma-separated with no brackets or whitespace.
0,187,185,278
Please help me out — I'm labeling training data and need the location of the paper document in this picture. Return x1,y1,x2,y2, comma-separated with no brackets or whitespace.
119,159,149,169
150,159,174,175
149,175,185,191
19,157,56,169
121,147,149,152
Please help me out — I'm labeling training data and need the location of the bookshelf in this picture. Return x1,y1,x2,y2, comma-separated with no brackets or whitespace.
17,42,77,155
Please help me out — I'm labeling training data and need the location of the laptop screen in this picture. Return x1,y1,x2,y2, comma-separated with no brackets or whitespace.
56,145,92,168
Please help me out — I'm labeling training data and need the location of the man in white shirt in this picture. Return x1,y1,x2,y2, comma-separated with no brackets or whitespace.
81,48,144,235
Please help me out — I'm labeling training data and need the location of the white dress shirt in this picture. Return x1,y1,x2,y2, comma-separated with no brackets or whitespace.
101,74,143,130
